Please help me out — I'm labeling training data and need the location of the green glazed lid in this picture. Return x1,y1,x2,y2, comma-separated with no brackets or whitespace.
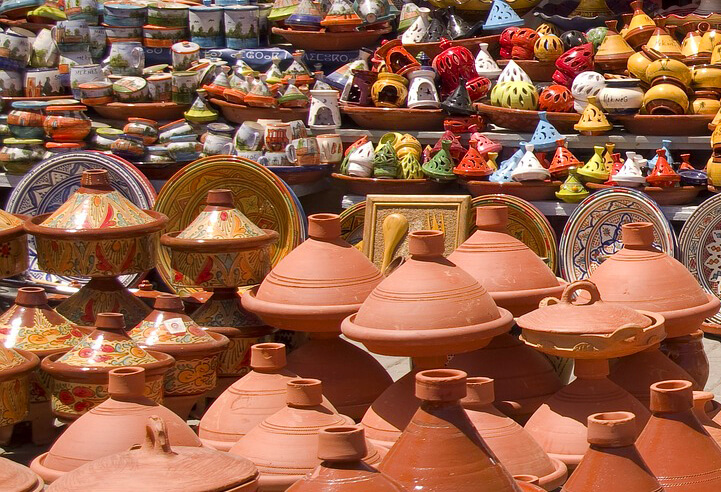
96,128,125,137
3,138,44,145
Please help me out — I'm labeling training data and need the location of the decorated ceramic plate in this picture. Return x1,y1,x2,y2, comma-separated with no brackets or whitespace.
559,187,676,282
154,155,306,293
469,195,558,274
679,193,721,324
339,201,366,248
5,151,156,287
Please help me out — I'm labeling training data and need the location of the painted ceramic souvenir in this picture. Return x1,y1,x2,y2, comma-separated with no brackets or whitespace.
642,76,690,115
112,76,148,102
69,64,104,99
103,1,147,27
43,105,91,142
598,78,643,114
286,137,320,166
574,96,612,135
402,6,430,44
8,101,47,140
104,41,144,76
189,6,224,48
142,25,187,48
0,339,38,438
52,20,90,48
30,28,60,68
166,135,202,161
77,80,112,105
170,41,199,72
158,119,194,143
122,118,158,146
143,73,171,102
24,68,63,97
612,151,646,187
225,5,260,49
0,69,24,97
104,25,142,44
475,42,502,80
0,30,32,66
0,138,44,175
309,89,341,130
64,0,98,23
556,167,589,203
286,0,323,29
512,143,551,181
316,133,343,165
171,71,198,105
147,2,188,27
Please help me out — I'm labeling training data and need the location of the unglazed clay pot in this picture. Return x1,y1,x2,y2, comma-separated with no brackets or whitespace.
230,379,380,491
561,411,661,492
130,294,229,419
41,312,174,421
30,367,202,484
0,456,43,492
287,426,408,491
692,391,721,447
661,330,710,388
242,213,391,420
636,380,721,490
462,377,567,490
47,416,260,491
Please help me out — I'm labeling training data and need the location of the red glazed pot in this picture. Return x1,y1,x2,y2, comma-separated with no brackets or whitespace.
42,105,92,142
539,85,574,112
432,38,479,97
499,27,520,59
511,28,540,60
553,44,594,87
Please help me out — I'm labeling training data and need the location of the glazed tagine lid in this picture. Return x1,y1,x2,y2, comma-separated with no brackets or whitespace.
0,456,44,492
46,416,260,492
31,367,203,484
585,222,720,338
517,280,665,359
448,206,564,317
0,287,82,358
0,207,25,241
342,230,514,358
0,333,39,382
242,213,383,333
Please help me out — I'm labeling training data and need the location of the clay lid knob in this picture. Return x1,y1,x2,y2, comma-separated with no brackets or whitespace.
80,169,112,191
250,342,287,372
308,213,342,240
462,377,495,406
317,426,368,462
605,19,618,31
108,367,146,401
15,286,48,307
95,312,127,333
693,390,715,413
205,189,235,208
587,411,637,447
138,280,153,291
153,293,185,313
622,222,655,250
416,369,467,402
408,230,445,259
287,378,323,407
475,206,508,233
650,380,694,413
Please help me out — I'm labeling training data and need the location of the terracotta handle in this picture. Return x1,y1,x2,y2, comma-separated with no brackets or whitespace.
560,279,601,306
606,323,646,344
140,416,173,455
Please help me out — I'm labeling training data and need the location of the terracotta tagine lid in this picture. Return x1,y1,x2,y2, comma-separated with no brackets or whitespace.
133,280,165,309
46,416,260,492
561,411,662,492
286,426,408,491
0,338,39,406
692,391,721,447
242,213,383,333
0,456,43,492
585,222,719,338
0,287,82,358
378,369,520,491
0,207,28,278
342,230,514,358
461,377,568,490
448,206,564,317
636,380,721,490
30,367,202,484
596,20,635,70
230,378,380,490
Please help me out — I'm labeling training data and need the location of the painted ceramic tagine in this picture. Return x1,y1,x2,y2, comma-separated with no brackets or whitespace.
342,230,514,451
161,189,279,397
242,213,392,421
0,207,28,278
0,287,82,445
0,456,44,492
448,206,564,424
30,367,202,485
130,294,229,419
517,280,664,469
0,328,39,445
41,312,174,421
23,169,168,328
47,416,260,492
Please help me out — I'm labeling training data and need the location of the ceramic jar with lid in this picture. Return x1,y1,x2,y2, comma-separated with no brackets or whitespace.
171,41,200,71
692,90,721,114
78,80,113,105
7,101,47,139
642,76,689,115
146,73,172,101
43,105,91,142
189,5,224,48
123,118,158,145
110,134,146,161
0,138,44,175
91,127,123,150
598,78,643,114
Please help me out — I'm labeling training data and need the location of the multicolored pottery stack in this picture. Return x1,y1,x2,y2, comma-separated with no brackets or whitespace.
242,213,392,421
23,169,168,328
161,189,279,396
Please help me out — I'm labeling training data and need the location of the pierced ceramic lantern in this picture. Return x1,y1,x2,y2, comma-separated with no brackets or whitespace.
340,70,377,106
371,73,408,108
308,89,342,130
432,38,479,97
376,39,420,76
553,43,594,87
475,42,502,80
407,68,440,109
511,28,540,60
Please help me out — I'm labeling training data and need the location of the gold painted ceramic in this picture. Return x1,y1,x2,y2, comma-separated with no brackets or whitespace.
627,51,652,83
692,64,721,90
691,91,721,114
574,96,613,135
645,27,684,59
0,345,38,427
645,55,692,87
0,209,28,279
642,78,690,115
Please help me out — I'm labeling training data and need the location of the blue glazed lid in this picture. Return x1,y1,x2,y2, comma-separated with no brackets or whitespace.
483,0,523,31
528,112,564,152
10,101,50,110
167,134,198,142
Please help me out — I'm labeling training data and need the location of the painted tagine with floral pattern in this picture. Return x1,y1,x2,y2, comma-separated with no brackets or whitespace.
0,207,28,278
41,312,174,421
0,333,39,445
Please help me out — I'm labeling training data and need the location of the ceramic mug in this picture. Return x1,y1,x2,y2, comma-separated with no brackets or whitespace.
287,119,308,139
24,68,63,96
0,69,24,96
147,73,172,101
236,149,263,161
88,26,107,59
104,41,144,76
189,6,224,48
58,50,93,88
70,64,105,98
234,121,264,151
263,122,292,152
171,41,200,71
0,31,32,66
316,133,343,164
30,29,59,68
286,137,320,166
258,151,288,166
52,20,91,47
171,71,198,104
65,0,99,23
224,5,259,50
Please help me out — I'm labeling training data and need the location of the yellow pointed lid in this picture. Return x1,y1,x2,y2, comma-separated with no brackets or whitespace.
578,145,610,182
597,21,635,58
645,27,683,59
626,0,654,32
574,96,613,134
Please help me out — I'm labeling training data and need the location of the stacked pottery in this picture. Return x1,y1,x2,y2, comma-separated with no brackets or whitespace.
41,312,174,421
242,213,392,421
448,206,564,425
30,367,202,484
23,169,167,327
0,207,28,278
161,189,279,396
0,287,83,445
517,280,664,469
0,456,43,492
130,294,229,418
342,230,514,451
0,329,39,445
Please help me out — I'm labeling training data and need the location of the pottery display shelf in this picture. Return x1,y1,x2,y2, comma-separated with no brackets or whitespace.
497,59,556,82
475,103,581,133
331,172,446,195
585,182,705,206
402,34,501,58
209,98,310,124
460,180,563,201
87,102,191,122
272,25,392,51
339,105,448,131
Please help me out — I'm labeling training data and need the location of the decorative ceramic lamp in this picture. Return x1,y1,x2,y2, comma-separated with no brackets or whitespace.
527,112,564,152
556,168,589,203
595,20,634,72
242,214,392,421
549,139,581,178
518,280,664,468
160,189,278,397
308,89,342,130
432,38,478,97
623,0,655,48
407,68,440,109
398,1,421,33
646,149,680,188
512,143,551,182
24,169,168,328
0,330,39,446
648,139,674,170
574,96,612,135
490,148,523,183
402,6,429,43
453,147,494,179
578,145,609,183
422,139,457,182
475,42,502,80
342,230,514,451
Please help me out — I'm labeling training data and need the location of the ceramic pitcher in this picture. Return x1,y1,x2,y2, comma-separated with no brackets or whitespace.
104,41,144,76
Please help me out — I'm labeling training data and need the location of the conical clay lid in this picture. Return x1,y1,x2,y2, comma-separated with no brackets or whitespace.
176,189,265,240
692,391,721,447
0,456,43,492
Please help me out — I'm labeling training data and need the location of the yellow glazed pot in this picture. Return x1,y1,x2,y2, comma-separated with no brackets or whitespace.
692,64,721,90
642,77,690,115
708,154,721,186
691,91,721,114
645,55,692,88
627,51,652,83
371,72,408,108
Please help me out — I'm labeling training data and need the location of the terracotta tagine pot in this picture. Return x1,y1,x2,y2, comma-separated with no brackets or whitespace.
130,294,229,418
41,312,174,421
46,415,260,492
287,425,408,491
692,391,721,447
242,213,391,420
30,366,202,484
378,369,524,491
0,456,43,492
462,377,567,490
24,169,168,327
199,342,333,451
133,280,165,309
230,378,380,491
0,207,28,278
636,380,721,491
0,286,82,445
661,329,710,388
518,280,662,468
0,337,39,445
561,411,662,492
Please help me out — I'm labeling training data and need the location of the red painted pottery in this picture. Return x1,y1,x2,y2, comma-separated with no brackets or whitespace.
41,312,174,421
0,341,39,445
462,377,567,490
0,208,28,278
286,426,408,491
549,139,581,178
646,149,680,187
636,380,721,491
378,369,521,491
692,391,721,447
42,105,92,142
133,280,164,309
30,367,202,484
230,379,380,492
661,330,710,388
432,38,479,97
0,456,43,492
46,416,260,492
553,43,594,87
561,412,662,492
